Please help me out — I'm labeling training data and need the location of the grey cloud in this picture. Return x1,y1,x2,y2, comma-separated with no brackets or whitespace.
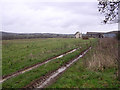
2,1,118,34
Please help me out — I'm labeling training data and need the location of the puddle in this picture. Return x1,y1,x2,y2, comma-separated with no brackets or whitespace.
0,48,79,83
37,47,91,88
56,55,64,59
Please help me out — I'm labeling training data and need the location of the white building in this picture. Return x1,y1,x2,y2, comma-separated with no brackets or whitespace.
75,32,82,38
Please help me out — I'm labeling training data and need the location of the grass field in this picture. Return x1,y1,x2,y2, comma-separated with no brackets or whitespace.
3,38,91,76
2,38,97,88
49,38,120,88
2,38,96,76
49,58,120,88
3,38,119,88
2,45,88,88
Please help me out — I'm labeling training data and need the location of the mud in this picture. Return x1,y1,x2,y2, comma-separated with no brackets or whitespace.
1,47,80,83
24,46,91,88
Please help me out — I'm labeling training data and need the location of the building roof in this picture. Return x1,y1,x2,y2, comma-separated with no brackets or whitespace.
75,31,80,35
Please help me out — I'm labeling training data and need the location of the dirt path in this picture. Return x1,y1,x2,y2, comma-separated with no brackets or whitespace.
24,46,91,88
0,47,80,83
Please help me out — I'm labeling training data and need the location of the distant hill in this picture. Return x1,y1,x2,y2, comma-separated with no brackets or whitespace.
1,31,74,40
106,31,120,34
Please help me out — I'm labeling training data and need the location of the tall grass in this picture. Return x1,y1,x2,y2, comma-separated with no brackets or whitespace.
83,38,118,72
48,38,119,88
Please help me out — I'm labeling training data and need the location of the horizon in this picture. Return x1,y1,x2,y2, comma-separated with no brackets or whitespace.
1,30,118,35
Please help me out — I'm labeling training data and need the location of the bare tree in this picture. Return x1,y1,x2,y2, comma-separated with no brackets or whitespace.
98,0,119,24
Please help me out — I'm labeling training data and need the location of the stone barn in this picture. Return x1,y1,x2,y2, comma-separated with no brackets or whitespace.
75,32,82,38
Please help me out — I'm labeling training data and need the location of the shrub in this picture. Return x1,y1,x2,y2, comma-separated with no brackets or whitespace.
82,36,89,40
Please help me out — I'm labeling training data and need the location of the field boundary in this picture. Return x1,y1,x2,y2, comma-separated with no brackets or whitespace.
1,47,81,83
24,46,91,88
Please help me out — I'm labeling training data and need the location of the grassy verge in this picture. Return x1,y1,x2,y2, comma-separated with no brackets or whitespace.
49,38,120,88
49,62,120,88
3,38,90,76
2,41,93,88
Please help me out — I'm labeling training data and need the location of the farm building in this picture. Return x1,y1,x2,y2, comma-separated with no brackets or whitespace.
75,32,82,38
86,31,118,38
86,32,104,38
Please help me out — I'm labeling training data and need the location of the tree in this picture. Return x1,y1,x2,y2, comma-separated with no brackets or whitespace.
98,0,119,24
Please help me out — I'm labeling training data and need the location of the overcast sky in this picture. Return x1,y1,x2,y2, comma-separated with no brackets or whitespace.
1,0,118,34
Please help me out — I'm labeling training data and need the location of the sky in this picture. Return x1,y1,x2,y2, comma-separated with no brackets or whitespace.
1,0,118,34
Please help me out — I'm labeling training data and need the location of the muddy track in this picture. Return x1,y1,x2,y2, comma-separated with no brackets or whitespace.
1,47,80,83
24,46,91,88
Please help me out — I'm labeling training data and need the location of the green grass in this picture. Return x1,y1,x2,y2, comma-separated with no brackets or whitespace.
3,38,92,76
2,38,98,88
2,43,91,88
49,42,120,88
